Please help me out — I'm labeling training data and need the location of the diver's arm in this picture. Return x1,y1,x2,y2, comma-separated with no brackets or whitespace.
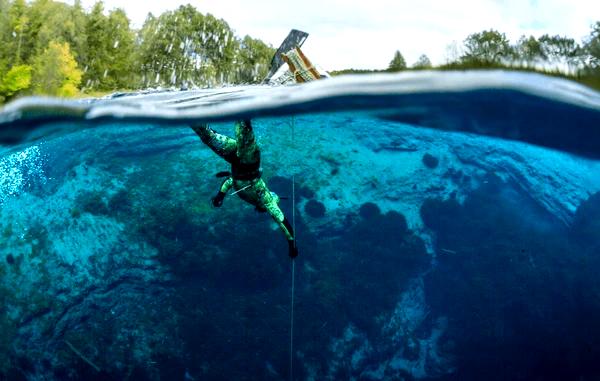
235,119,260,165
191,124,237,159
213,177,233,207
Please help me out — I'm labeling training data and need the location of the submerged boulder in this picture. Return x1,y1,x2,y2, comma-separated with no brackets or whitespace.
422,153,439,169
304,199,326,218
571,191,600,252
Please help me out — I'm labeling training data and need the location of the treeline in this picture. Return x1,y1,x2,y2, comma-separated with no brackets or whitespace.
2,1,599,105
0,0,275,104
332,26,600,89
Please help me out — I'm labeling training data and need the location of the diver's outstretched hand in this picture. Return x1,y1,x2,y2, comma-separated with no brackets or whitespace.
212,191,225,207
288,240,298,259
190,124,210,138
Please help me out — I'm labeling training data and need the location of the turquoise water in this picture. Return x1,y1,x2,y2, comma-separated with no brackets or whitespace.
1,72,600,380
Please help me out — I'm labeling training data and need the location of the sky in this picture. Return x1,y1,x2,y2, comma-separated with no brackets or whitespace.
66,0,600,71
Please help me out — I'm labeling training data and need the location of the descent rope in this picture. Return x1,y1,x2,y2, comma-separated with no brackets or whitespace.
289,115,297,381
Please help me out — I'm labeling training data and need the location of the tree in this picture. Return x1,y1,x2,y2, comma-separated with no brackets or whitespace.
32,41,82,96
388,50,406,71
515,35,546,66
584,22,600,69
0,64,31,102
234,35,275,83
103,8,136,89
412,54,432,69
0,0,299,96
538,34,583,68
69,0,88,64
136,6,205,87
201,13,238,83
0,0,12,73
136,5,239,88
28,0,88,64
83,1,110,90
462,29,513,64
444,41,463,64
8,0,29,65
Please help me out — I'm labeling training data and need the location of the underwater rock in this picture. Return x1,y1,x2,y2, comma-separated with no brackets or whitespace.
335,207,428,337
420,197,463,238
571,191,600,252
75,191,110,216
421,178,600,380
304,199,326,218
359,202,381,220
422,153,439,169
267,175,314,199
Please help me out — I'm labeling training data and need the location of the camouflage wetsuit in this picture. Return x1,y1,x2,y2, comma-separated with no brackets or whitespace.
192,120,298,258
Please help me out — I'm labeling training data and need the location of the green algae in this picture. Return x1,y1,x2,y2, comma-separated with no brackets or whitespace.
76,191,110,216
25,224,50,259
2,224,13,240
0,316,16,374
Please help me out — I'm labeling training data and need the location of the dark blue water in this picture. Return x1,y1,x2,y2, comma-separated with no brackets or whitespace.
1,72,600,380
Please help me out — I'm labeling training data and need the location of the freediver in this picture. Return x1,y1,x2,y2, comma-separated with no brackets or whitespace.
191,120,298,259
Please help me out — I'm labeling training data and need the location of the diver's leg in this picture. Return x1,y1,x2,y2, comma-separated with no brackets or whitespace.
212,177,233,207
282,217,298,259
260,186,298,258
191,124,237,159
271,206,298,258
268,203,294,241
235,120,260,165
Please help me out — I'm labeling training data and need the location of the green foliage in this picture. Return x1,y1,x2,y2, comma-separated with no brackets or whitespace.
388,50,407,71
0,64,31,101
27,0,76,56
539,34,583,67
330,68,382,76
82,2,110,90
0,0,13,68
412,54,432,69
514,35,545,65
32,41,82,96
104,9,136,88
584,22,600,69
136,5,244,88
81,5,136,90
461,29,513,64
69,0,87,63
7,0,28,64
233,35,275,83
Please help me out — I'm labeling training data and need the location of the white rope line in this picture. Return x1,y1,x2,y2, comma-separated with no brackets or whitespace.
230,183,251,195
290,259,295,381
289,115,296,381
